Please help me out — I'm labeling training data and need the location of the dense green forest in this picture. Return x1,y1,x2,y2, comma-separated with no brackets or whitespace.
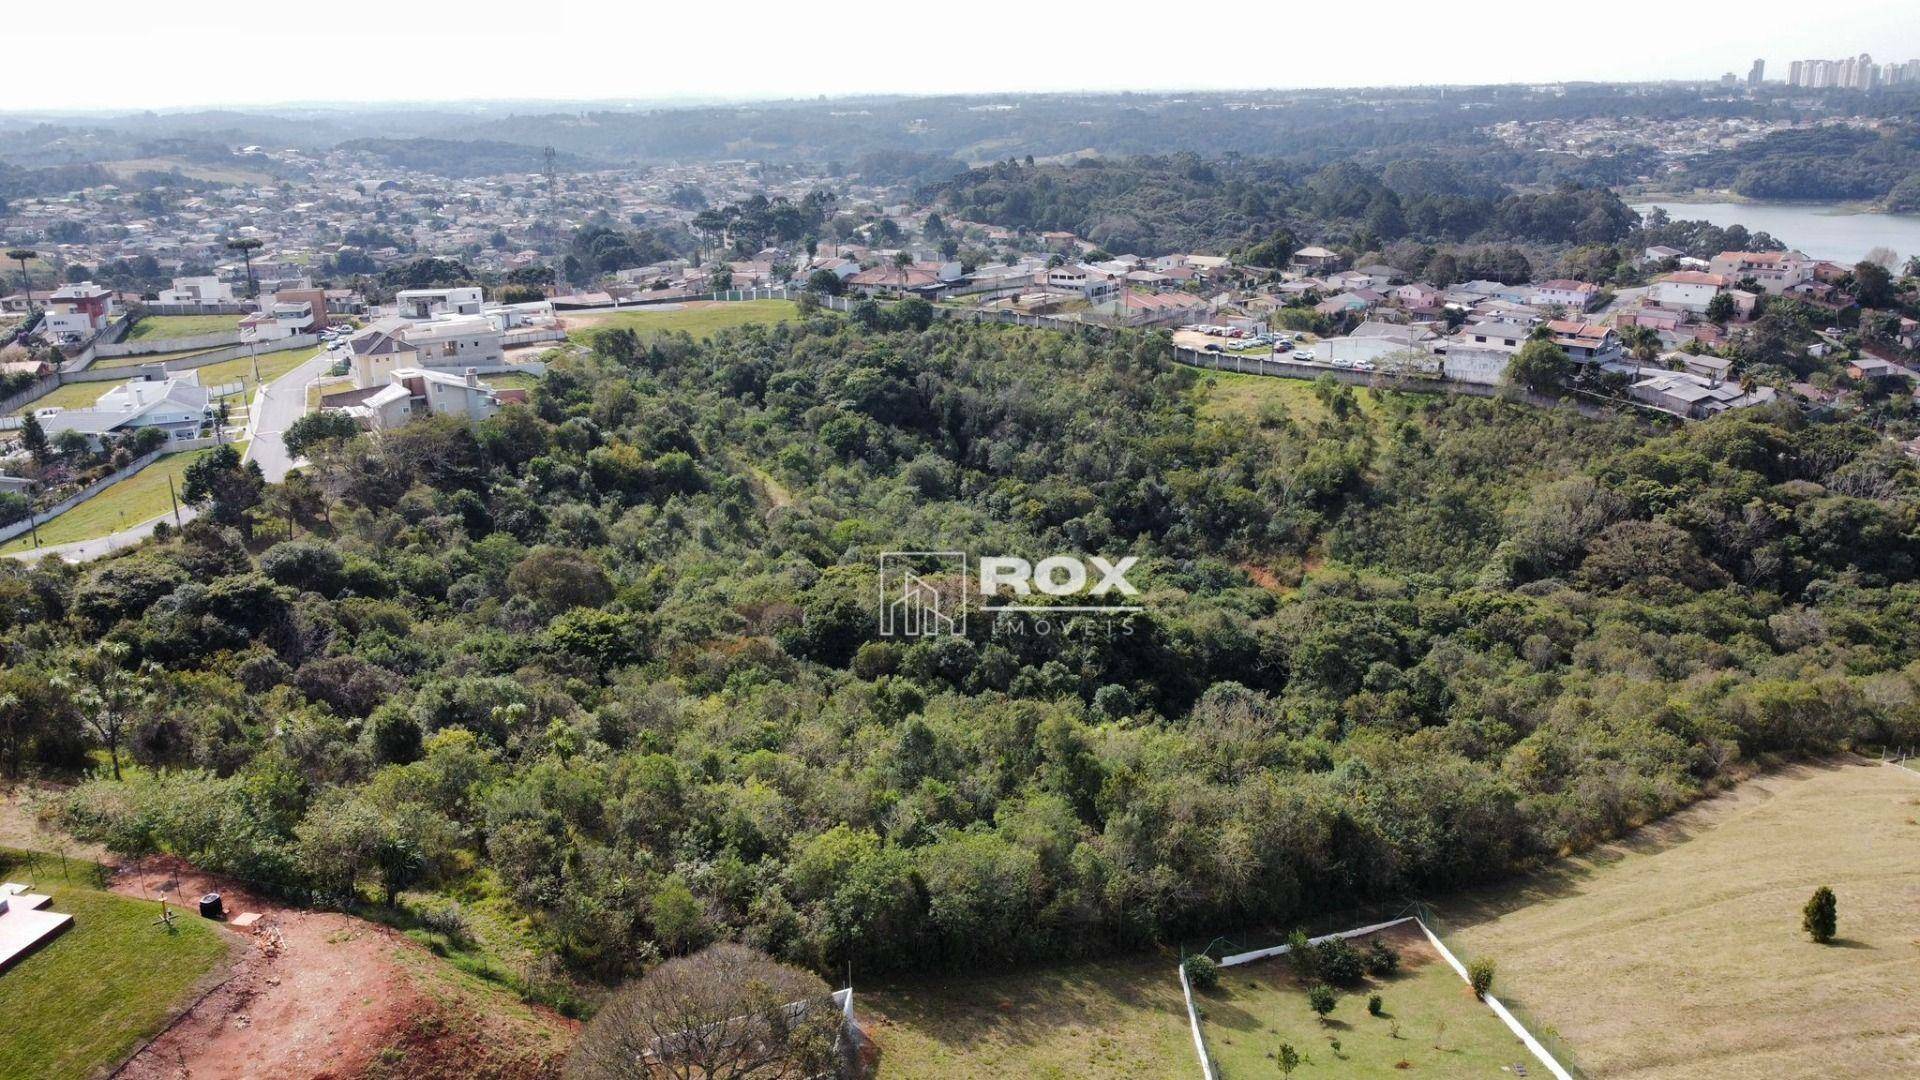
928,155,1638,256
4,315,1918,996
1679,123,1920,203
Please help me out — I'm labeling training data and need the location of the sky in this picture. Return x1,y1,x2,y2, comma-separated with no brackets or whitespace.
7,0,1920,113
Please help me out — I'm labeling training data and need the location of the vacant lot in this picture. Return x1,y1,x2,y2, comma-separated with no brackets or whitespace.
1442,758,1920,1079
0,847,231,1079
1198,368,1383,426
864,950,1196,1079
125,314,242,341
564,298,800,340
0,442,244,555
1202,922,1532,1078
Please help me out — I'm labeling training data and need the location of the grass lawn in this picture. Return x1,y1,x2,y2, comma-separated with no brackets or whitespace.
564,299,800,342
0,847,232,1079
864,950,1196,1079
482,371,540,392
1441,757,1920,1080
1198,369,1383,426
5,380,107,417
124,314,242,342
0,442,246,555
1201,923,1532,1079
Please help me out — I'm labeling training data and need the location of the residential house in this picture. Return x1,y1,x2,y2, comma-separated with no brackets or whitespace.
394,286,485,319
240,300,317,342
1642,245,1685,264
1547,319,1622,363
41,282,118,341
1393,283,1444,310
1708,251,1812,295
847,263,944,298
1314,291,1377,317
1527,279,1603,311
1648,271,1729,313
1289,246,1342,276
324,367,505,431
1453,319,1532,352
1042,264,1120,301
345,315,504,389
1095,289,1208,327
156,276,237,307
1630,369,1777,418
36,372,212,448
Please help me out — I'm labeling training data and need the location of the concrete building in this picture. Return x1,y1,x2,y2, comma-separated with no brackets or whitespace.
157,276,237,307
35,373,213,448
394,286,485,319
41,282,118,341
325,367,507,431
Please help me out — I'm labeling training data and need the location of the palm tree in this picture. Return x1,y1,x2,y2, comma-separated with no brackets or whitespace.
225,237,264,298
5,249,36,313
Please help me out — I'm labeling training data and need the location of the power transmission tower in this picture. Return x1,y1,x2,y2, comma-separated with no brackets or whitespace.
543,146,559,215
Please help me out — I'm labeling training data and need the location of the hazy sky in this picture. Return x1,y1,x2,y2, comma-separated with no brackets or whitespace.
8,0,1920,113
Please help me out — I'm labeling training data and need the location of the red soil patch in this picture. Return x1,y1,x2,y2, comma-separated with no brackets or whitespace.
107,856,572,1080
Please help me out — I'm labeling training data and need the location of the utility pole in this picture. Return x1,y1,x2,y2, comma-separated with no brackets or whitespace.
167,475,181,527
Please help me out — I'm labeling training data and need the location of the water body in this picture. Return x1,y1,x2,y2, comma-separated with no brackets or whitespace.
1630,201,1920,266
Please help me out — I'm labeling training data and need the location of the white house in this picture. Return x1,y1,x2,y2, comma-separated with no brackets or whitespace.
1649,271,1729,313
1453,319,1532,352
157,276,237,307
394,287,485,319
328,367,505,431
36,373,213,447
239,300,316,342
1527,279,1603,311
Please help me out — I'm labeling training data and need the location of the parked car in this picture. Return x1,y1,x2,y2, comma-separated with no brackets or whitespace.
1291,350,1313,361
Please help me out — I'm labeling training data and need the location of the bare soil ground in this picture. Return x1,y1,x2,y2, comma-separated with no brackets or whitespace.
1442,757,1920,1079
108,856,572,1080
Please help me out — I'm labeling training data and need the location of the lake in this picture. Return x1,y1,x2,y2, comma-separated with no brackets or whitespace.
1630,201,1920,266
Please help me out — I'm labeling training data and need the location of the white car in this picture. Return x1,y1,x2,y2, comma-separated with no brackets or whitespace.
1353,360,1376,372
1291,350,1314,361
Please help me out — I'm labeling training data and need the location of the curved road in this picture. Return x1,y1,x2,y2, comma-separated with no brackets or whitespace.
6,351,336,563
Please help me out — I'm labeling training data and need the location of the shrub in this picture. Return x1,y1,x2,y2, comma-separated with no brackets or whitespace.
1803,885,1837,943
1183,954,1220,991
1307,984,1337,1020
1368,993,1384,1016
1365,938,1400,976
1285,929,1316,979
1316,937,1366,985
1468,958,1496,999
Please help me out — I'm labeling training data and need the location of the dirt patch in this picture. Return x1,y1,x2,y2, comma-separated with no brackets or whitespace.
107,856,573,1080
0,782,105,861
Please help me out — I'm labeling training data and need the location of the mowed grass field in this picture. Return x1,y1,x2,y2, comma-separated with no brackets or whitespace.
0,442,245,555
864,949,1197,1079
1203,923,1535,1078
563,299,800,341
0,847,232,1079
1441,758,1920,1079
125,313,243,341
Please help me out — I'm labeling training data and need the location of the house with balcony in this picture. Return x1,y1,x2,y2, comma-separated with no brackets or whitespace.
322,367,509,431
40,282,118,342
34,372,213,448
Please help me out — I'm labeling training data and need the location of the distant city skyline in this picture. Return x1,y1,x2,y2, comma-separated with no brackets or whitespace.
4,0,1920,113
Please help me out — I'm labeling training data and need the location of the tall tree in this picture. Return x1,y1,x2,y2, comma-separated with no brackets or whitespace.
225,237,264,298
58,642,150,782
5,249,36,312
